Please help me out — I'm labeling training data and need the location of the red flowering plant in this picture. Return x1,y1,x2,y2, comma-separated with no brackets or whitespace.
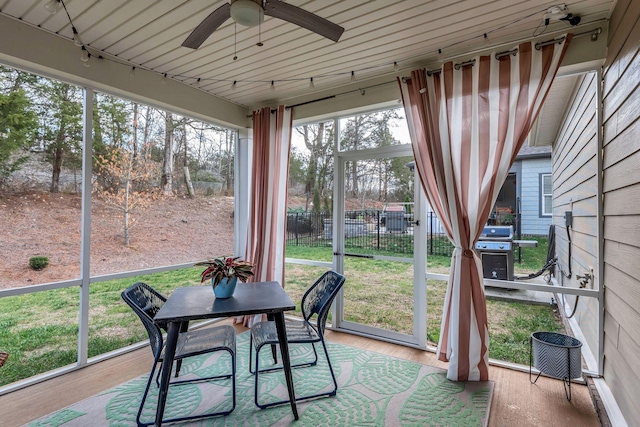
195,256,255,288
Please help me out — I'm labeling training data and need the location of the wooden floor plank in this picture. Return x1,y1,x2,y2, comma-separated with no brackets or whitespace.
0,323,600,427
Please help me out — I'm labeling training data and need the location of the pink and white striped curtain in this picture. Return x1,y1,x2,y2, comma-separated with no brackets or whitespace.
236,105,292,327
399,36,572,381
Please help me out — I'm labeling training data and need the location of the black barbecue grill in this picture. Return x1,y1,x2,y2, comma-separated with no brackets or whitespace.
475,225,514,281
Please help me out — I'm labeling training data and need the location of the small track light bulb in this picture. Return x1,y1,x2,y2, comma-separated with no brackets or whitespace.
45,0,62,14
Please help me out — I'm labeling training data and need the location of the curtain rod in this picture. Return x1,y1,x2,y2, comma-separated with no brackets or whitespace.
425,26,602,76
247,80,397,116
286,95,336,109
285,80,395,109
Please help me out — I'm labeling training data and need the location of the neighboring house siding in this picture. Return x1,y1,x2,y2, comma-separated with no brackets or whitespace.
520,157,552,235
600,0,640,423
552,71,599,375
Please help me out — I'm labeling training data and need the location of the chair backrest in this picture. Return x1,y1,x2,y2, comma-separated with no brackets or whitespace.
301,271,346,336
121,282,166,359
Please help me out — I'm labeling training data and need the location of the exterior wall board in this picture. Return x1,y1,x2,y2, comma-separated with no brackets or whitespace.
600,1,640,423
551,72,599,372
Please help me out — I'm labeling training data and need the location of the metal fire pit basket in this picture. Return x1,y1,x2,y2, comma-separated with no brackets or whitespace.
529,331,582,401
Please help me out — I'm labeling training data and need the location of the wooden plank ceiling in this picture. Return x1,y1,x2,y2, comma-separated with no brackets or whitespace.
0,0,613,131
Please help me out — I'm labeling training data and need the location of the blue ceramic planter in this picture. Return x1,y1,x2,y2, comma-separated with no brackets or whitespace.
213,276,238,298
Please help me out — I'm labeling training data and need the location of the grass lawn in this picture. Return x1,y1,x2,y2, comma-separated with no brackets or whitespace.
0,268,202,386
0,237,560,386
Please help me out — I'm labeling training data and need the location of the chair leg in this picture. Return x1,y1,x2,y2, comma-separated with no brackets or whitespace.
249,333,254,374
310,342,319,367
175,322,189,377
137,360,160,427
254,340,337,409
250,332,283,374
155,363,163,387
140,349,236,426
230,348,236,412
320,338,338,396
254,341,262,408
253,342,319,375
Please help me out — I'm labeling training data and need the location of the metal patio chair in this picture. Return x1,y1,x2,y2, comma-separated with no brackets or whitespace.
249,270,346,408
121,282,236,426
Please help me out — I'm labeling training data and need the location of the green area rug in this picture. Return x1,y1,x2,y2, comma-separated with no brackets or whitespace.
29,333,493,426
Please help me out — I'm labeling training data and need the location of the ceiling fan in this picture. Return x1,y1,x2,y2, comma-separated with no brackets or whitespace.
182,0,344,49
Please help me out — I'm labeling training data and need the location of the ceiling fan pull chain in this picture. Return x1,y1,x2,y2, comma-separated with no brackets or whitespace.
233,22,238,60
257,18,263,47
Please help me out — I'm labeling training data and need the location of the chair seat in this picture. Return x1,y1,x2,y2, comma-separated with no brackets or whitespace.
166,324,236,362
251,319,319,350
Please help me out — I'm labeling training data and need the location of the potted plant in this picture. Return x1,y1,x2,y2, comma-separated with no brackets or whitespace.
195,256,254,298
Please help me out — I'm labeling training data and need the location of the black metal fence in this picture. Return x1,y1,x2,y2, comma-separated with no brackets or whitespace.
286,210,454,257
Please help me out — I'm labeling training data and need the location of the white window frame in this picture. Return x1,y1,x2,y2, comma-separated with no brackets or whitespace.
541,173,552,216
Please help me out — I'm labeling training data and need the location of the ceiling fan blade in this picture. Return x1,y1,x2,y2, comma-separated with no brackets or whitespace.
182,3,231,49
264,0,344,42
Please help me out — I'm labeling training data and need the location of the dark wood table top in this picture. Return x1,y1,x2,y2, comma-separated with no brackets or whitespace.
154,281,295,325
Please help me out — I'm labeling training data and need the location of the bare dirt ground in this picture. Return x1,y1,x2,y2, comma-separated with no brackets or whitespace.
0,190,385,289
0,191,236,289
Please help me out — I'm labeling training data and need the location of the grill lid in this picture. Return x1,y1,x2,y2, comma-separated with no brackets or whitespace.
480,225,513,240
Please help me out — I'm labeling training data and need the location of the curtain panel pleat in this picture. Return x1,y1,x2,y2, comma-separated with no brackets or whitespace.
399,35,572,381
236,105,292,327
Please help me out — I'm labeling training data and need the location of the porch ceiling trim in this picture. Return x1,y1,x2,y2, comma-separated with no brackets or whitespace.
0,13,251,129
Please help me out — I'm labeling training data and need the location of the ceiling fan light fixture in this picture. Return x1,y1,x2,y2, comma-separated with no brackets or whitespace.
45,0,62,14
80,48,90,62
71,26,83,48
230,0,264,27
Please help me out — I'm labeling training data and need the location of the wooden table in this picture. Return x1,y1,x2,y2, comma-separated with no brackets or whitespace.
153,281,297,426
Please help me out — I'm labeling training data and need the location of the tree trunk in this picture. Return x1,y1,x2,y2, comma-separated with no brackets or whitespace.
132,103,139,160
124,170,131,246
142,105,151,157
350,125,360,197
303,122,325,211
161,112,174,196
225,129,233,190
183,121,188,167
50,123,66,193
184,166,195,198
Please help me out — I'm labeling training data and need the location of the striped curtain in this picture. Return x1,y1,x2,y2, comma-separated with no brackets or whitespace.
236,105,292,327
399,36,572,381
